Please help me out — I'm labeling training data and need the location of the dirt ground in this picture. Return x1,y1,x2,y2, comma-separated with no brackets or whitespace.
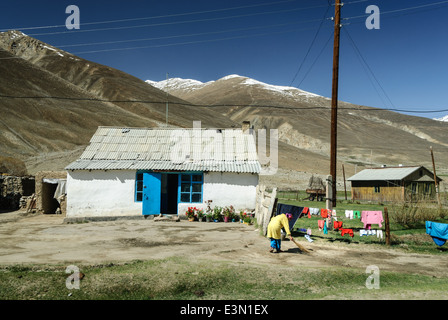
0,210,447,280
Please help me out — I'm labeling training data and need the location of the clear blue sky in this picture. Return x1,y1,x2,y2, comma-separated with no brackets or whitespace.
1,0,447,119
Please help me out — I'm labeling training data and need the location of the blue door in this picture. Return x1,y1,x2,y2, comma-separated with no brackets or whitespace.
142,172,161,215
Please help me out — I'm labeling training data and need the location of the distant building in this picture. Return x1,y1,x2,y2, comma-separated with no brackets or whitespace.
65,124,260,219
348,166,442,202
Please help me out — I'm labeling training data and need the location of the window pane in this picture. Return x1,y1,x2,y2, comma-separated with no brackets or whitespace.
181,175,191,182
192,174,202,182
181,193,190,202
137,173,143,181
137,180,143,192
192,183,202,193
192,193,201,202
136,192,142,202
181,183,191,192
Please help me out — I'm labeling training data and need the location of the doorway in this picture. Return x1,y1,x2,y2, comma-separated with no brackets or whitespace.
42,182,60,214
161,173,179,214
142,172,179,216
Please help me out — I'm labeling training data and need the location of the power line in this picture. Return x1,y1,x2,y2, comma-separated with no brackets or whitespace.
0,23,323,59
342,26,396,110
55,19,325,49
345,0,448,21
0,0,299,31
0,93,447,114
69,29,306,55
296,30,333,88
2,1,445,56
26,4,329,37
289,3,331,86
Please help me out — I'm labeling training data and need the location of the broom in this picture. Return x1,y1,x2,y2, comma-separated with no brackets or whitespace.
291,237,311,253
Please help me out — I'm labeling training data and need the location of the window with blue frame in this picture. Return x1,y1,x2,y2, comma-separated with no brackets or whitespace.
180,173,203,203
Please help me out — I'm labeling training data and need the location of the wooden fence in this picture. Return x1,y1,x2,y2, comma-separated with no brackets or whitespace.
255,185,277,236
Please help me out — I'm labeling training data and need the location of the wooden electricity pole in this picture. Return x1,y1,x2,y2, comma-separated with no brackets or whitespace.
430,146,441,207
330,0,342,207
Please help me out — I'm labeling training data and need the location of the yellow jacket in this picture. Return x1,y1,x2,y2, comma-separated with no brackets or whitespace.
267,214,291,239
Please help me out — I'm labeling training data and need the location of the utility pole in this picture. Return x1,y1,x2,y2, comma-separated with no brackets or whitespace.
330,0,342,207
430,146,441,208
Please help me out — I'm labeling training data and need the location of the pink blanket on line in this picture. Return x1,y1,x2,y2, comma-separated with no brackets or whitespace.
361,211,383,228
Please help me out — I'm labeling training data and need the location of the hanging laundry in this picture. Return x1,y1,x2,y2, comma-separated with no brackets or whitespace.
318,220,325,231
307,228,312,236
331,209,337,219
310,208,320,216
376,230,383,239
353,211,361,219
341,228,354,237
302,207,310,218
426,221,448,246
323,222,328,235
345,210,353,219
361,211,384,229
321,208,331,218
333,220,343,231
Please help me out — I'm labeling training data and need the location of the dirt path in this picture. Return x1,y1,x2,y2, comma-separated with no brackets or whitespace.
0,210,447,278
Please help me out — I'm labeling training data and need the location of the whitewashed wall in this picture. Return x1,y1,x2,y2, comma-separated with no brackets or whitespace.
177,172,258,215
66,170,141,218
67,170,258,218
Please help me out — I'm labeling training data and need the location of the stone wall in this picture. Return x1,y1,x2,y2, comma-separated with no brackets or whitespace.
0,175,35,210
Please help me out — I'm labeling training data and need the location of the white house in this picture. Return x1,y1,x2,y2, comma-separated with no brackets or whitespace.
65,125,260,219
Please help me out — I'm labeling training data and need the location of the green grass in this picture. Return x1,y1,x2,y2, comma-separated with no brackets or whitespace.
1,257,448,300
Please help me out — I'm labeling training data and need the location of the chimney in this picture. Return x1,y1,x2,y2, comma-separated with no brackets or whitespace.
242,121,250,133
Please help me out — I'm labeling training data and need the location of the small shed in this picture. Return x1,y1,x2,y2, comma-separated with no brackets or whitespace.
65,125,260,219
348,166,442,202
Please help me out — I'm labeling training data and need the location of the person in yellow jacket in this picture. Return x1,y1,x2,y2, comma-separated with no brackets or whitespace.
267,213,294,253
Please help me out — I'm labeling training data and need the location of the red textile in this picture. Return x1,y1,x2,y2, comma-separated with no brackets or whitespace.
341,228,354,237
321,209,329,218
302,207,310,218
333,220,343,230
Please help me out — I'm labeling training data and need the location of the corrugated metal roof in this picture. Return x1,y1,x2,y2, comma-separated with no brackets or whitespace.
66,126,261,173
348,166,422,181
65,159,261,173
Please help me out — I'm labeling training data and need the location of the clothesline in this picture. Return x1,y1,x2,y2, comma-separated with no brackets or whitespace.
299,205,385,239
276,203,387,240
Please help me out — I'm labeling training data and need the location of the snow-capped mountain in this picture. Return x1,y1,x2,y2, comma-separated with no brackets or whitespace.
146,74,327,103
145,78,211,93
434,114,448,122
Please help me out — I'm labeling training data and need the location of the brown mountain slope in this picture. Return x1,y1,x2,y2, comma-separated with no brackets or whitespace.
0,48,158,172
0,31,236,130
0,31,239,174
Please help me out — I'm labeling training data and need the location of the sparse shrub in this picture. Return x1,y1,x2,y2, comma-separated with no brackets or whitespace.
389,201,443,227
